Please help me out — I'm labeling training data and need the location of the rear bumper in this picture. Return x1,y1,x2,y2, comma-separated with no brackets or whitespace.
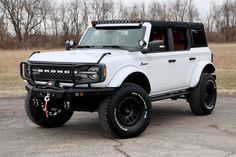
25,83,115,99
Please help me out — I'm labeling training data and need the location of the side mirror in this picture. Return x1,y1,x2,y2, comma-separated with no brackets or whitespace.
148,40,166,51
138,39,147,48
65,40,77,50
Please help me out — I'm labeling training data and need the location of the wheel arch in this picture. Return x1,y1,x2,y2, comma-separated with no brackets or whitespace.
122,72,151,94
189,60,216,88
106,66,151,94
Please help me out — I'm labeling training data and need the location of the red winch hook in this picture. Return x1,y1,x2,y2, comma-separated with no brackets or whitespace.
43,94,50,118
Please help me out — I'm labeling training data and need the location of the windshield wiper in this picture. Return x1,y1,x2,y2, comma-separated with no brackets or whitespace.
102,45,127,50
78,45,94,48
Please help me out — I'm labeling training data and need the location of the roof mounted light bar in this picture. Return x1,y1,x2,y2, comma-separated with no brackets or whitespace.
92,20,142,27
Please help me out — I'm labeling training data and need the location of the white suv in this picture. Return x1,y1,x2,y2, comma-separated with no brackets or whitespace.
20,20,217,138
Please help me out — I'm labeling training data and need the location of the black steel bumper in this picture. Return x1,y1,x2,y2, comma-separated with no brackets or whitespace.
25,83,115,99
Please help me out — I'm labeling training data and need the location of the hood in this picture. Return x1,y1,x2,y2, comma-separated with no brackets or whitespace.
28,49,129,63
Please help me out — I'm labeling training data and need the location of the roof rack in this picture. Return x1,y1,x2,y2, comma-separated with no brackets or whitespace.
92,20,141,27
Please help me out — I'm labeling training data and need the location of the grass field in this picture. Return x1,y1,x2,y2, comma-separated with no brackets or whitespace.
0,44,235,96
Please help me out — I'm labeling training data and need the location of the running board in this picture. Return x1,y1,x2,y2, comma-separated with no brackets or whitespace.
150,90,190,102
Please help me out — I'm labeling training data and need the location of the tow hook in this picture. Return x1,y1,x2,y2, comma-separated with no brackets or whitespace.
43,93,50,118
64,101,71,110
33,98,39,107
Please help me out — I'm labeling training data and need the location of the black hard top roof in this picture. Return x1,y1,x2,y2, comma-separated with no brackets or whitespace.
144,20,204,29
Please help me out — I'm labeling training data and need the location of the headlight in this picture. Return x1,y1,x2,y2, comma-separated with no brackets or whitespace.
74,65,105,83
88,66,99,80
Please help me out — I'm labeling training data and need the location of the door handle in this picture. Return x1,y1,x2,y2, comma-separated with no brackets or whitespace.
189,57,196,61
168,59,176,63
141,62,148,66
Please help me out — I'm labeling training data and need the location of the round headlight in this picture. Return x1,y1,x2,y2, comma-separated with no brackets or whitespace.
88,66,99,80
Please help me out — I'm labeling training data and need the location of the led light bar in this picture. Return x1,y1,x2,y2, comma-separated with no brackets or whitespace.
92,20,141,27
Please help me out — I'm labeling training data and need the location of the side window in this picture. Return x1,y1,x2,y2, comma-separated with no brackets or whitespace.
172,30,188,51
191,29,207,47
149,29,168,51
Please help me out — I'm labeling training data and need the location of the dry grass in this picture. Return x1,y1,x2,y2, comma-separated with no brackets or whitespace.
0,44,235,96
209,43,236,92
0,49,61,96
209,43,236,70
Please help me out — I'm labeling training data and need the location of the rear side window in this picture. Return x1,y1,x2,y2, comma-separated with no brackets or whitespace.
191,29,207,47
172,30,188,51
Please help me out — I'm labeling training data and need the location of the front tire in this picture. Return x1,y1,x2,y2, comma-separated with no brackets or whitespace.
189,73,217,115
25,94,73,128
98,83,152,138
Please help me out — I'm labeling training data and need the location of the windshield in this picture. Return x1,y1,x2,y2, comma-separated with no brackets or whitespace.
79,27,146,51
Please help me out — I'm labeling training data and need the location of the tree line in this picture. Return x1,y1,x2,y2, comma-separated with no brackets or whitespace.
0,0,236,49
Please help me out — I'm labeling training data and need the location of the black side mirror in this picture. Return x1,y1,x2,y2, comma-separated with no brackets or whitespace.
148,40,166,51
65,40,77,50
138,39,147,48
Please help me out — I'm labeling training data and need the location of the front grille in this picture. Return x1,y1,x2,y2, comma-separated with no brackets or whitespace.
32,66,73,82
30,63,83,83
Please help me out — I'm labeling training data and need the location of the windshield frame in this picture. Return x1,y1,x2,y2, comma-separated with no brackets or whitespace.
79,26,147,51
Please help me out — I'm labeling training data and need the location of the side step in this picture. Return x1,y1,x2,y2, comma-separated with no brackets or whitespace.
150,90,190,102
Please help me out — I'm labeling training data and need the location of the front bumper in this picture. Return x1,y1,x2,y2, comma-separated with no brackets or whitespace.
25,83,115,99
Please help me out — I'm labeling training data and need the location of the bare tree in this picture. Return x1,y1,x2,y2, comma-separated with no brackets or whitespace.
222,0,230,41
90,0,114,20
60,3,70,38
69,0,82,36
130,5,139,20
0,0,44,42
39,0,51,35
49,5,60,45
116,2,129,20
81,1,89,32
187,0,199,22
169,0,188,21
140,3,146,20
0,14,8,42
148,1,161,20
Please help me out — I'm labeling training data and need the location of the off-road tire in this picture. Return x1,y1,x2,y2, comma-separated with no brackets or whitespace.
98,83,152,138
189,73,217,115
25,94,73,128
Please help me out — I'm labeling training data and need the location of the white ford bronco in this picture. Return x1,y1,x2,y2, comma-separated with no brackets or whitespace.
21,20,217,138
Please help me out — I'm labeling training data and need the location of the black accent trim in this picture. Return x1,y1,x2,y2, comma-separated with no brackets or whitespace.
28,51,40,59
189,57,196,61
150,90,190,101
167,28,175,51
168,59,176,63
25,83,115,99
97,52,111,63
186,29,192,49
